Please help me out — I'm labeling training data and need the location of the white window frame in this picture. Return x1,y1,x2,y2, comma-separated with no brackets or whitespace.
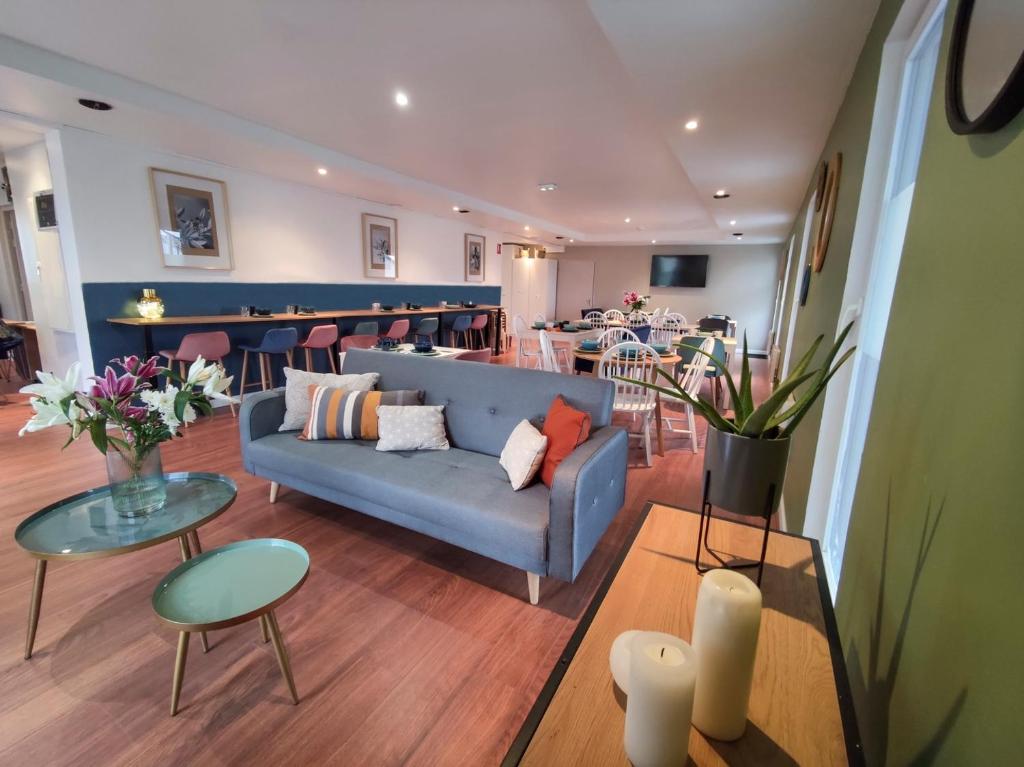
804,0,948,601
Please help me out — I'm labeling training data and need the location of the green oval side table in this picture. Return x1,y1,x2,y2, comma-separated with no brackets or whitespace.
151,538,310,716
14,472,237,659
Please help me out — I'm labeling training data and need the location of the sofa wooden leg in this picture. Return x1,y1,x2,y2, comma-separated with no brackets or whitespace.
269,481,280,504
527,572,540,605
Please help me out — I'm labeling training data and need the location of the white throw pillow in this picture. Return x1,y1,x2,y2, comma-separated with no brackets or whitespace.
375,405,450,451
279,368,379,431
499,420,549,491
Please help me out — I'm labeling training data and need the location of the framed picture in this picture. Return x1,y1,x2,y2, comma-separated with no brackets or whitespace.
362,213,398,279
149,167,233,270
34,191,57,230
464,233,485,282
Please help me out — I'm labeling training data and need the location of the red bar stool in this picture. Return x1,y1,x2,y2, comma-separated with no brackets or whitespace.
384,319,410,341
469,314,489,349
299,324,339,373
160,331,235,417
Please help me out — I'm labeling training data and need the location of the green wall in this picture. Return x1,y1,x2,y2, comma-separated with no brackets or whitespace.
779,0,1024,762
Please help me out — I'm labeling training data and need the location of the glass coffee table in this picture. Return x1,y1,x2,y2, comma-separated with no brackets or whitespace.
14,472,237,659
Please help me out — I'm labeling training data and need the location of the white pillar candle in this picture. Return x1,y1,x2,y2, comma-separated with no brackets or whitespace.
609,629,641,693
691,568,763,741
623,631,697,767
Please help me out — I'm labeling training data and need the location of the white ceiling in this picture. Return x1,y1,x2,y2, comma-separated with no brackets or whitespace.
0,0,879,245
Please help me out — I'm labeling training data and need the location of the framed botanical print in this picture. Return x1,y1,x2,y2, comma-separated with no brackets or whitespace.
464,233,485,282
362,213,398,279
149,168,233,270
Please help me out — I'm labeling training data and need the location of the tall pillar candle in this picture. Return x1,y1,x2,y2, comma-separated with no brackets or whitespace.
691,568,763,741
623,631,697,767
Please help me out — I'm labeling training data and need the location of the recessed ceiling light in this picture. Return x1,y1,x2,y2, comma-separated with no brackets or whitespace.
713,190,730,199
684,119,699,131
524,225,531,231
394,91,410,107
733,232,744,238
624,217,631,223
317,167,328,176
569,238,574,243
452,205,460,211
651,239,657,244
457,208,470,213
78,98,112,111
729,219,737,226
538,183,558,192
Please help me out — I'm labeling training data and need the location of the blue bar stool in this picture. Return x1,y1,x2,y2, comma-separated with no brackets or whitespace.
239,328,298,400
449,315,472,348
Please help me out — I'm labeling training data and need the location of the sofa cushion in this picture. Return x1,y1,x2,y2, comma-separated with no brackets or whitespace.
280,368,379,431
247,433,548,563
376,405,449,451
301,387,423,440
540,395,592,487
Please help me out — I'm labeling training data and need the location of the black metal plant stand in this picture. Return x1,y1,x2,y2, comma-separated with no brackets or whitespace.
695,469,776,587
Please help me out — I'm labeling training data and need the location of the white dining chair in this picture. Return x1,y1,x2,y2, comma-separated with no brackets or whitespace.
598,326,640,350
583,311,607,328
537,329,561,373
513,314,541,369
650,307,664,318
650,314,683,346
599,341,660,466
666,312,689,326
534,312,547,324
625,311,651,329
604,309,625,324
662,336,715,453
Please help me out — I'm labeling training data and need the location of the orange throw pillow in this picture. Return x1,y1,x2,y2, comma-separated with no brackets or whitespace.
540,395,592,487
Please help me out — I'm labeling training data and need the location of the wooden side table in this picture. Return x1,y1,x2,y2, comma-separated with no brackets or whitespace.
504,503,863,766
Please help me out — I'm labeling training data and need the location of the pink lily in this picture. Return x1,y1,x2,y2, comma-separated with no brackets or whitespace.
91,366,137,401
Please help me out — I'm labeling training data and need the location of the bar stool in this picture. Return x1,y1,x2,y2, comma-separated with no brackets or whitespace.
239,328,298,401
413,317,439,343
299,324,339,373
449,315,472,348
160,331,235,416
469,314,489,349
353,320,379,336
384,319,410,341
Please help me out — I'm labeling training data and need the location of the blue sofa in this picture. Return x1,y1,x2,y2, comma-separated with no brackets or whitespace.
239,349,628,604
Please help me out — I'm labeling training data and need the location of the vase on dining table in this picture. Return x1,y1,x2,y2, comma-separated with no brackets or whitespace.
106,445,167,517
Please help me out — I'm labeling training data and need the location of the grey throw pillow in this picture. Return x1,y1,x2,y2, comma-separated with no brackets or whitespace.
279,367,379,431
375,405,449,451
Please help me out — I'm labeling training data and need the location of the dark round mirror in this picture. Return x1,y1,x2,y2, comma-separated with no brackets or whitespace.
946,0,1024,134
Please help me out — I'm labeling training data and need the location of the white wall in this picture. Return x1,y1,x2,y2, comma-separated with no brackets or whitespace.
57,127,504,286
558,243,783,353
4,138,81,375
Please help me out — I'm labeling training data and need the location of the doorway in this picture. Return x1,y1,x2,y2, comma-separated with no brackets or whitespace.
1,205,32,319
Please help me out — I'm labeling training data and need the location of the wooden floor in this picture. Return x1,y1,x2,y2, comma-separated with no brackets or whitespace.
0,352,768,766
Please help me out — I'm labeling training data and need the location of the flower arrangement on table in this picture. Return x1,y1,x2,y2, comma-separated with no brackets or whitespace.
18,355,236,516
622,290,650,314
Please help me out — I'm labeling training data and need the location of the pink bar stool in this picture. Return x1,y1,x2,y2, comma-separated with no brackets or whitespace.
469,314,489,349
340,335,379,352
384,319,410,341
299,324,339,373
160,331,235,417
456,349,492,363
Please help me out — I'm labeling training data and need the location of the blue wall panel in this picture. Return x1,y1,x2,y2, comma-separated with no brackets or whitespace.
83,281,501,387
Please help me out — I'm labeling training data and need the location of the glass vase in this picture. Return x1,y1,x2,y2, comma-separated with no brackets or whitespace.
106,446,167,517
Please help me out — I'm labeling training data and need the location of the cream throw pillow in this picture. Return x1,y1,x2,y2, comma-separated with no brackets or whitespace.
499,420,549,491
279,368,379,431
375,405,450,451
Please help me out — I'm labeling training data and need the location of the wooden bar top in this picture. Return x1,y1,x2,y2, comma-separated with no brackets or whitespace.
106,304,502,326
506,503,861,767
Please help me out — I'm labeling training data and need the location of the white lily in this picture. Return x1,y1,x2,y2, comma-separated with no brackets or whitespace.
141,385,184,433
20,362,80,403
186,356,216,386
19,397,73,436
201,368,237,404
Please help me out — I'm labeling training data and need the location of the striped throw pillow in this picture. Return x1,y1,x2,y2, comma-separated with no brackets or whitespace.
300,386,423,440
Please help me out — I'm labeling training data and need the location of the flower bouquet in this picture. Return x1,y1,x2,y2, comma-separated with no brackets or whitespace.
19,355,236,516
622,290,649,314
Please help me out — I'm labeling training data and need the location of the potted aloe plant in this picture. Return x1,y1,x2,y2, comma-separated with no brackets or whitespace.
18,355,236,517
623,323,855,517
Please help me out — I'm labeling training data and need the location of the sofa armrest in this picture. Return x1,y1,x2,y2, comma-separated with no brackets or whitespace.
547,425,628,582
239,388,287,446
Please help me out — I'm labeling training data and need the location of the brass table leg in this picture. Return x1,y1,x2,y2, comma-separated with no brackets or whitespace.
170,631,190,716
178,535,210,653
259,614,270,644
266,610,299,704
24,559,47,660
655,395,664,456
189,529,203,555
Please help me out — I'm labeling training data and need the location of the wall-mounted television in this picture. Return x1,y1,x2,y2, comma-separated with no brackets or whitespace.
650,254,708,287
